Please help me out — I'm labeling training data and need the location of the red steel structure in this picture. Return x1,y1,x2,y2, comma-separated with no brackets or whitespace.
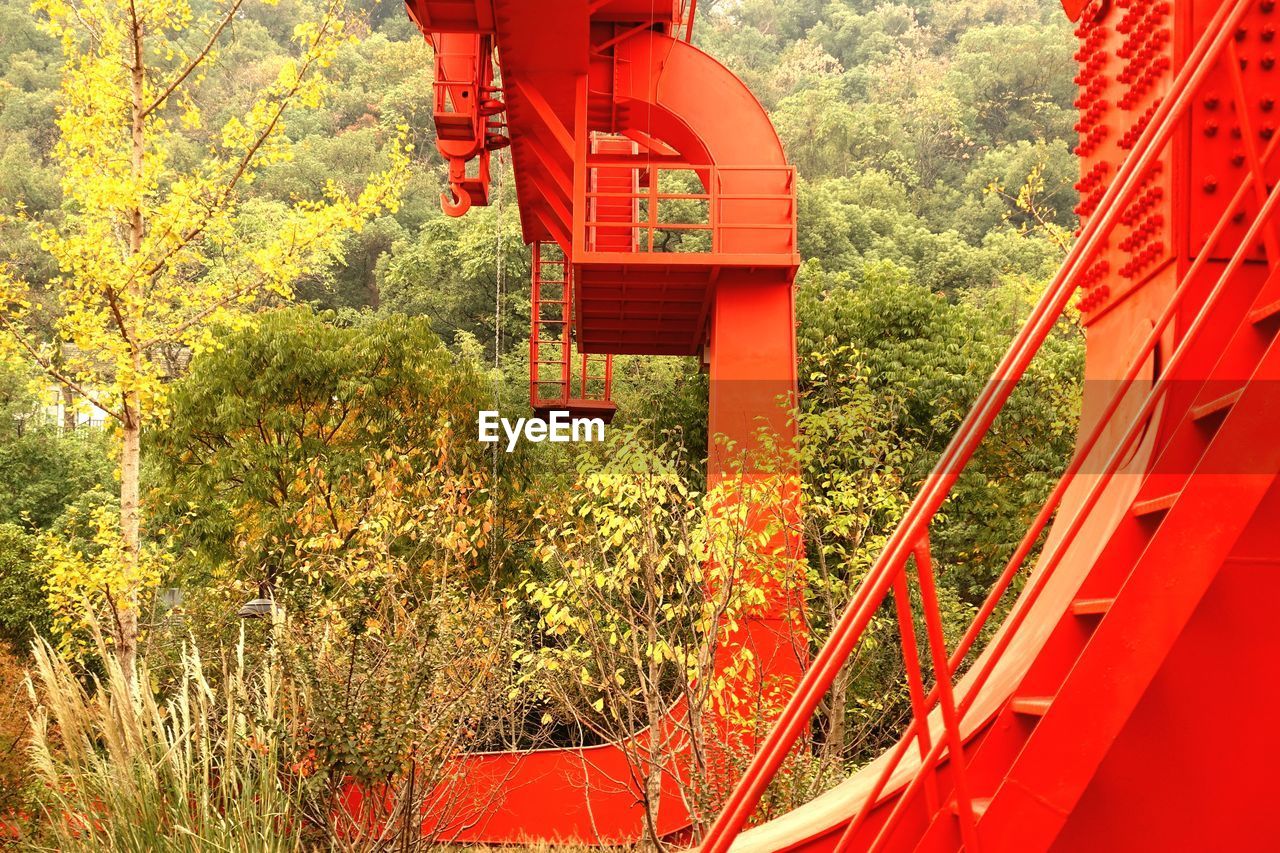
705,0,1280,850
400,0,1280,848
392,0,806,843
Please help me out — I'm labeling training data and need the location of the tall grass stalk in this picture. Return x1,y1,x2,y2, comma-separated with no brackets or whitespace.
25,629,304,852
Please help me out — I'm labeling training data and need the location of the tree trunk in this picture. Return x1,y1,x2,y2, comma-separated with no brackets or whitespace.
823,660,852,764
117,395,141,682
114,5,147,688
61,385,76,433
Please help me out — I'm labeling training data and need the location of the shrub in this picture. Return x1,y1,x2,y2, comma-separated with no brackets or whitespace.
0,522,49,648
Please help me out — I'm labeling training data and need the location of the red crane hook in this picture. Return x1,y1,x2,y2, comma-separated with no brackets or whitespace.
441,182,472,217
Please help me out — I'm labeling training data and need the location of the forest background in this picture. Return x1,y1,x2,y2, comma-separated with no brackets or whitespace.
0,0,1085,847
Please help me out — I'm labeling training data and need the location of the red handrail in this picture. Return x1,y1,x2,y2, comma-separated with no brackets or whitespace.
852,162,1280,852
699,1,1258,848
580,163,797,254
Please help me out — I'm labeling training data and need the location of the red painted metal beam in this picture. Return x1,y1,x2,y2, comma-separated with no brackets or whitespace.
392,1,804,844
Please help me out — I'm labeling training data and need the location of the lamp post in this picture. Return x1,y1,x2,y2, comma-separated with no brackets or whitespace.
236,596,276,619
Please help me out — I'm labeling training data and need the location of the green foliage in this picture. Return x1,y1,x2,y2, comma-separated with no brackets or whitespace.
0,429,110,529
797,259,1083,603
514,424,800,836
375,187,530,355
0,363,112,530
516,427,720,717
947,22,1076,148
0,522,50,648
152,308,508,620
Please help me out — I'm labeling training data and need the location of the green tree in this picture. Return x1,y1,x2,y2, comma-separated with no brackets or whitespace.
376,187,530,358
151,308,508,627
796,259,1083,602
946,22,1076,149
0,522,50,649
0,0,407,679
515,425,796,839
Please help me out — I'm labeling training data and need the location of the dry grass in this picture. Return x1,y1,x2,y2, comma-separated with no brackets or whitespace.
24,632,305,852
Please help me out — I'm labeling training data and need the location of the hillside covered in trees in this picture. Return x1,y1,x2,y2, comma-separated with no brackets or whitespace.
0,0,1085,846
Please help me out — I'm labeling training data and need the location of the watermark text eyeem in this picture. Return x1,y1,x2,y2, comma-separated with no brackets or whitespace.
478,410,606,452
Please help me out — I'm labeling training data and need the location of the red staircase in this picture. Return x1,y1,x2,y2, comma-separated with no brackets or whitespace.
702,0,1280,850
529,241,616,421
589,136,640,253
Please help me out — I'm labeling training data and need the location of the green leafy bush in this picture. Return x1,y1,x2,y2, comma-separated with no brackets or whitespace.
0,522,49,648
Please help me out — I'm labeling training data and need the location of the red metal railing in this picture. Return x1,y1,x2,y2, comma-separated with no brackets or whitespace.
700,1,1269,848
579,162,797,257
578,349,614,402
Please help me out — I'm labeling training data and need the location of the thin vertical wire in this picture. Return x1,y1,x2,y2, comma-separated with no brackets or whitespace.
494,149,505,370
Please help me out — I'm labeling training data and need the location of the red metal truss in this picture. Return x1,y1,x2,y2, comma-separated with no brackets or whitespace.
705,0,1280,850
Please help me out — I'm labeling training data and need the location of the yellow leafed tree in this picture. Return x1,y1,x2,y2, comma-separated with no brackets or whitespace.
0,0,409,681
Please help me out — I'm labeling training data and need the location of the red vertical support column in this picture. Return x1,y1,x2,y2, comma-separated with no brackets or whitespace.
704,273,806,788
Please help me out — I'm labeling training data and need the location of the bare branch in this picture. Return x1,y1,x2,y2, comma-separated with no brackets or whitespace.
140,0,246,120
0,314,124,422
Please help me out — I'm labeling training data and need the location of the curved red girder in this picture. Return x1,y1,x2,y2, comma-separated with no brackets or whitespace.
374,0,805,844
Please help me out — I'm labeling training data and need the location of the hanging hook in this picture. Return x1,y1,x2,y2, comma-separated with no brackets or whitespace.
441,182,472,217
